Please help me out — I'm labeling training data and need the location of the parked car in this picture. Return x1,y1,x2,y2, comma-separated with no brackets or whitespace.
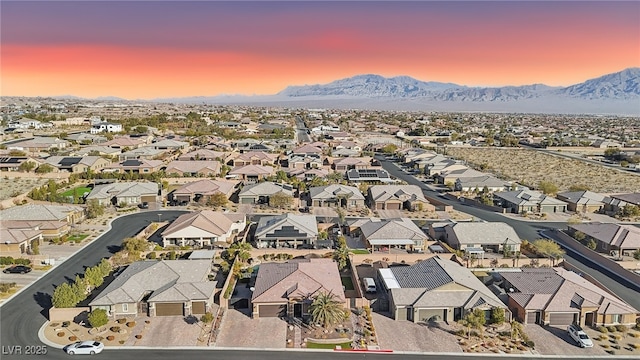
65,341,104,355
567,324,593,348
3,265,32,274
138,202,149,209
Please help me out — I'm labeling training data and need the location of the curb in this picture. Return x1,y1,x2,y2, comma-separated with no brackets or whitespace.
38,321,64,349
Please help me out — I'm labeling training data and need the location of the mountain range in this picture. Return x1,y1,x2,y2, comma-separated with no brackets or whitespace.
47,68,640,115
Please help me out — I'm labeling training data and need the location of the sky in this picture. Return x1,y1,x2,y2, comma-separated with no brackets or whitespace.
2,1,639,99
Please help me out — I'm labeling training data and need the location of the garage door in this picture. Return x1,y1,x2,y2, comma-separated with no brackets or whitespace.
258,304,285,318
418,309,446,322
396,307,410,321
526,312,538,324
192,301,206,314
141,195,156,203
155,303,183,316
386,203,401,210
549,313,576,326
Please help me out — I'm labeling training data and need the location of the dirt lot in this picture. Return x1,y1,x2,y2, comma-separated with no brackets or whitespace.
446,147,640,193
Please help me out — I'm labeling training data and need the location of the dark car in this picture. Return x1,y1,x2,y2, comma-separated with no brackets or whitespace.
138,202,149,209
3,265,32,274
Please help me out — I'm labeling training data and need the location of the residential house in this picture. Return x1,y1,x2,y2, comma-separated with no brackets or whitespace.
435,168,486,185
102,137,145,150
347,168,394,183
331,148,360,157
178,149,226,161
285,154,323,170
0,157,41,172
238,182,294,206
90,122,123,134
443,222,521,256
0,226,43,254
169,179,238,205
380,257,510,323
43,156,111,173
493,190,568,214
251,258,346,318
85,182,159,206
568,223,640,256
164,160,221,177
0,204,85,225
368,185,433,211
89,260,216,317
228,164,276,184
73,146,120,157
332,157,372,172
308,184,366,209
455,175,511,193
292,144,324,157
149,139,189,151
610,193,640,208
254,213,318,249
229,151,277,167
103,159,164,174
118,147,165,161
1,220,69,241
557,191,610,213
66,133,107,144
500,267,638,326
161,210,246,247
8,137,69,153
357,218,429,253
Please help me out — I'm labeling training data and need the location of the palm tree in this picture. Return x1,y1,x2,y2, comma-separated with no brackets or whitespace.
309,292,345,328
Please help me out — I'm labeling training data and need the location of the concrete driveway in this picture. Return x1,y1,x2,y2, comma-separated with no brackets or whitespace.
215,309,286,349
373,312,462,353
524,324,607,356
134,315,203,347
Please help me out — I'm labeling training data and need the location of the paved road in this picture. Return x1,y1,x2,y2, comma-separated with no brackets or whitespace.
295,116,311,143
377,155,640,310
0,211,186,360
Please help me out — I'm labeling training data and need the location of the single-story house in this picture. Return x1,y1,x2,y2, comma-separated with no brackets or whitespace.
238,182,294,206
228,164,275,184
0,157,41,172
0,226,43,254
169,179,238,205
43,156,111,173
229,151,278,167
103,159,164,174
85,182,159,206
89,260,217,318
251,258,345,319
308,184,366,209
178,149,226,161
500,267,638,326
443,222,521,255
455,175,510,193
332,157,371,172
493,190,568,214
358,218,429,253
556,190,610,213
161,210,246,248
568,222,640,256
0,204,85,225
254,213,318,249
1,220,69,241
381,257,510,323
164,160,221,177
347,168,394,183
368,185,433,211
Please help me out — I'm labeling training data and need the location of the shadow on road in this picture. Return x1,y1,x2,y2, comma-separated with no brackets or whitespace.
33,291,52,319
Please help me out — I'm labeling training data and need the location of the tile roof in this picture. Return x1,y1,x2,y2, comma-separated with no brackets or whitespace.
229,164,275,176
309,184,365,201
369,185,427,203
0,204,83,222
165,160,220,174
569,223,640,250
255,213,318,240
359,218,428,245
251,258,345,303
239,182,293,197
162,210,245,238
86,182,158,201
173,179,238,197
445,222,521,246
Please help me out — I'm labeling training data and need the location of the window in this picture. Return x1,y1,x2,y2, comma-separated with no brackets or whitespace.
122,303,128,312
611,314,621,323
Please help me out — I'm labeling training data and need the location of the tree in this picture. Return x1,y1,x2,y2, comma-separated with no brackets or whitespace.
72,275,88,302
18,161,36,172
269,192,293,208
52,282,79,308
309,292,345,328
227,241,252,263
573,231,586,242
86,200,105,219
98,258,112,276
538,180,558,195
200,312,214,324
207,192,228,208
35,164,54,174
460,308,486,339
491,307,505,325
532,239,565,265
586,239,597,250
88,309,109,330
332,245,350,270
84,266,104,288
381,143,398,154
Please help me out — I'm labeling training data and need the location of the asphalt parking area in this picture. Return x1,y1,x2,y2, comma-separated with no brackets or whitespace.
524,324,607,356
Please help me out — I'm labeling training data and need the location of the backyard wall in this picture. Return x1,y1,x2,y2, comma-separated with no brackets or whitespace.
49,307,90,322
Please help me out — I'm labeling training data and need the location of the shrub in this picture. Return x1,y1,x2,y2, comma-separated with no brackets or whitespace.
525,340,535,348
632,343,640,349
119,340,125,345
106,335,115,341
69,336,77,341
117,318,127,324
615,324,627,332
607,325,617,332
0,282,17,293
146,252,156,259
88,309,108,329
126,321,136,328
598,326,609,333
200,312,214,324
57,332,65,337
110,326,121,333
135,335,142,339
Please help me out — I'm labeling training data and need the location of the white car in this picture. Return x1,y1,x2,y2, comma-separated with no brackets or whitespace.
567,324,593,348
65,341,104,355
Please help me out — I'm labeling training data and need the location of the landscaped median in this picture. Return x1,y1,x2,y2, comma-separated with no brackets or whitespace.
42,315,148,348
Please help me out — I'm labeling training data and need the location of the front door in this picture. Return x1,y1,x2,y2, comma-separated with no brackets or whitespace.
138,301,148,316
585,312,594,326
535,311,542,324
294,303,303,318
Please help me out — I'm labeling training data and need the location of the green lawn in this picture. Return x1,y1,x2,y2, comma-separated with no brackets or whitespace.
60,187,91,198
306,341,352,349
341,276,355,290
349,249,370,254
67,234,89,243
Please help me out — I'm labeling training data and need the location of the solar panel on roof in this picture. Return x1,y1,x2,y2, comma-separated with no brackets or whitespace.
59,157,81,166
122,159,142,166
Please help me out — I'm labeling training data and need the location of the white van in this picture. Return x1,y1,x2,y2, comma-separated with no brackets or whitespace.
363,277,377,293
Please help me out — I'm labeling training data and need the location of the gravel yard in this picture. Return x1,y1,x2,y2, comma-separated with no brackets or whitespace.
372,312,462,353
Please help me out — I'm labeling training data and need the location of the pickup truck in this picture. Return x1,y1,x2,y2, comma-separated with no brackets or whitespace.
567,324,593,348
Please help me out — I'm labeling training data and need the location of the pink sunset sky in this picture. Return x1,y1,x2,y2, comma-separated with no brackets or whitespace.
1,1,638,99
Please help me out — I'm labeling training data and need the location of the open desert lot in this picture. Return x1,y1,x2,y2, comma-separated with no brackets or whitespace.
446,147,640,193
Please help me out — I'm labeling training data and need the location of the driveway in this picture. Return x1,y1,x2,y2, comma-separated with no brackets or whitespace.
215,309,286,349
524,324,607,356
134,315,203,347
372,312,462,353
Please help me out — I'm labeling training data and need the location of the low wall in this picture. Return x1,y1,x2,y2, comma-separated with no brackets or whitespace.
49,307,90,322
459,197,506,213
